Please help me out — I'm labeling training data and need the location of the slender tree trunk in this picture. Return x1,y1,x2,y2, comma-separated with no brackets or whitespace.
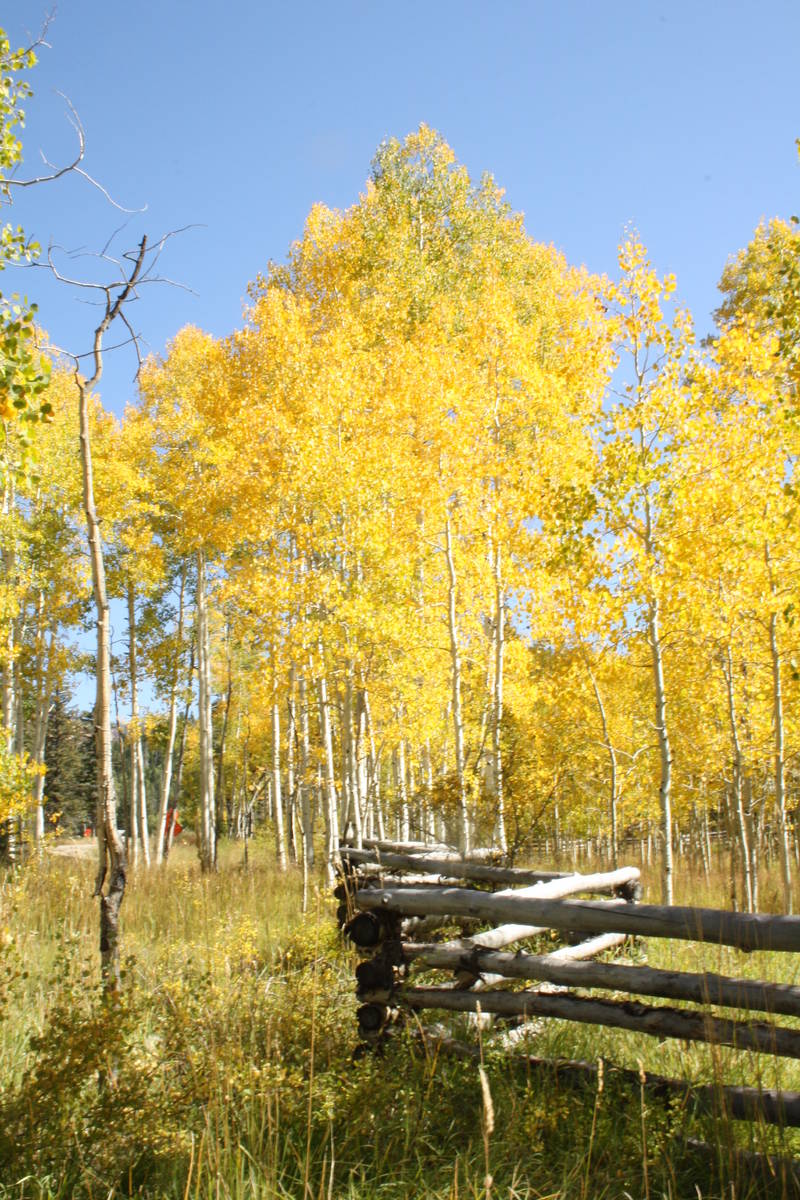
78,368,126,990
343,669,363,847
286,667,298,863
155,565,186,864
110,661,133,863
492,543,506,853
297,670,314,867
215,630,233,846
0,472,18,862
395,735,410,842
355,686,368,846
765,542,792,911
196,549,216,872
647,593,673,905
1,473,15,747
317,654,340,879
129,729,139,867
271,662,287,870
167,680,192,861
127,584,150,866
361,681,384,840
769,608,792,912
31,610,57,845
583,656,619,870
722,646,753,912
444,515,469,853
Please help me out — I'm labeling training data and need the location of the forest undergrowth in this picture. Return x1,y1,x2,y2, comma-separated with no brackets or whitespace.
2,840,800,1200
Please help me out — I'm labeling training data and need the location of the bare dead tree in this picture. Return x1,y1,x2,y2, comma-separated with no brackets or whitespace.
4,12,195,988
47,229,192,989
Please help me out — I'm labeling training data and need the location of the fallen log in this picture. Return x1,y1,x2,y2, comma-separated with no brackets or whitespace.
380,985,800,1058
356,885,800,952
683,1138,800,1196
400,944,800,1018
413,1027,800,1127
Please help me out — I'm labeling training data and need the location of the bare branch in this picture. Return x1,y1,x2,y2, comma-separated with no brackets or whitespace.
6,94,83,193
119,310,144,377
40,244,111,291
6,92,145,214
72,164,146,214
16,7,56,58
84,234,149,390
141,273,199,296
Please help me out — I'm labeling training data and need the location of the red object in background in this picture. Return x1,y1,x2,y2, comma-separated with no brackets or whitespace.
165,808,183,838
84,827,92,838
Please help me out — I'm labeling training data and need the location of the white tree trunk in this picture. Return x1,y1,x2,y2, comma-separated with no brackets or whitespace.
272,679,287,871
769,610,793,913
317,655,340,879
286,667,298,863
395,736,410,842
584,657,619,870
196,549,216,872
31,608,57,845
297,670,314,867
722,645,753,912
492,543,506,853
444,515,470,853
648,594,673,904
155,565,186,865
127,584,150,866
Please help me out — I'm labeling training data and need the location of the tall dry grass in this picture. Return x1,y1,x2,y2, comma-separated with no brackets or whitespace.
1,838,800,1198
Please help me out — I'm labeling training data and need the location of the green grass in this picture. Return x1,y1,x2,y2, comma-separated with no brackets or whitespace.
2,839,800,1198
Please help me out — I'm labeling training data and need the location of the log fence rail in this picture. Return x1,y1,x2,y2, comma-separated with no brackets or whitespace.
337,839,800,1129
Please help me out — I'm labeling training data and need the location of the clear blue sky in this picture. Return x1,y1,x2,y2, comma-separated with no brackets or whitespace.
5,1,800,713
8,0,799,415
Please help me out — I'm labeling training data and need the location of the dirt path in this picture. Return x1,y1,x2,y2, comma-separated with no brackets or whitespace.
47,839,97,859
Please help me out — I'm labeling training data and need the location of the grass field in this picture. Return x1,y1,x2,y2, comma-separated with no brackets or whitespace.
2,838,800,1199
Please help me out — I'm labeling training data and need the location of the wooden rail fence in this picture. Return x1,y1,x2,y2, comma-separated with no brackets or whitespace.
336,839,800,1129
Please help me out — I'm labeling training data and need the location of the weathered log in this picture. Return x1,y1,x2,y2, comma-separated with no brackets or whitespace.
414,1026,800,1127
356,1003,386,1033
345,910,478,949
393,868,633,950
401,944,800,1018
342,847,568,886
357,840,501,859
684,1138,800,1195
344,850,641,896
380,986,800,1058
345,911,386,948
548,933,627,960
354,871,639,954
401,914,482,939
356,958,395,993
360,839,454,854
470,868,638,950
356,885,800,952
359,873,469,889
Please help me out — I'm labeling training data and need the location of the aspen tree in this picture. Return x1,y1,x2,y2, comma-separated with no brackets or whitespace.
596,236,695,903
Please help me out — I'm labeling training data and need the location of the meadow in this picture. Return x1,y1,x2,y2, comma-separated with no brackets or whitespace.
2,841,800,1200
